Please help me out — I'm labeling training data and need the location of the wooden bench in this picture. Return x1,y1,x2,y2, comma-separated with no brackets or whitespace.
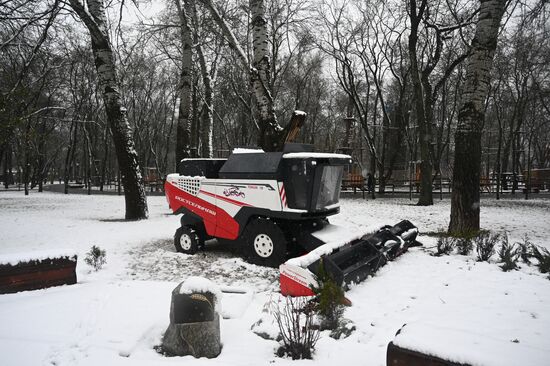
146,180,164,193
387,341,467,366
0,253,77,294
342,173,366,198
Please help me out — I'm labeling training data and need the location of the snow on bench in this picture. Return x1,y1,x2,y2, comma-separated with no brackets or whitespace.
388,323,550,366
0,249,77,267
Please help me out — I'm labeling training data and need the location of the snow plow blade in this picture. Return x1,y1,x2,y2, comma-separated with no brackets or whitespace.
280,220,419,296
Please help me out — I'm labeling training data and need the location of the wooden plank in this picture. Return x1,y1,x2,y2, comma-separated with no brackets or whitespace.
0,256,77,294
387,342,470,366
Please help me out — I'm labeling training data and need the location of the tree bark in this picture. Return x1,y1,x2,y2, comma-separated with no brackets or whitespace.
191,78,200,156
0,146,4,188
23,120,31,196
175,0,193,165
2,143,13,189
99,123,108,191
198,75,213,158
408,0,433,206
64,119,78,194
250,0,282,151
191,0,214,158
449,0,506,234
69,0,148,220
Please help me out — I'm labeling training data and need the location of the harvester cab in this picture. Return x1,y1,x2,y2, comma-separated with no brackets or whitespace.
164,143,420,296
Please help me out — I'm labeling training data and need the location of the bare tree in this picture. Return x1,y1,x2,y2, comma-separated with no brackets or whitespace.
191,0,223,158
199,0,288,151
68,0,148,219
408,0,474,205
449,0,507,234
318,0,411,192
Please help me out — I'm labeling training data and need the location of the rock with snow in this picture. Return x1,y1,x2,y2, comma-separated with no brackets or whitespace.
161,278,222,358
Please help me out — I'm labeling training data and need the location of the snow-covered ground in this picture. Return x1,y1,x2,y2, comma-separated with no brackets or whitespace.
1,191,549,365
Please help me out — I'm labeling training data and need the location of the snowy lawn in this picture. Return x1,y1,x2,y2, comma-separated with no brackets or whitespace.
1,191,549,365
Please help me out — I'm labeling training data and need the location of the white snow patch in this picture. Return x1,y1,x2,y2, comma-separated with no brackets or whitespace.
282,152,352,159
285,224,371,267
180,158,226,161
219,288,254,319
294,110,307,116
232,148,265,154
401,227,419,239
1,192,549,366
179,275,220,295
0,249,77,266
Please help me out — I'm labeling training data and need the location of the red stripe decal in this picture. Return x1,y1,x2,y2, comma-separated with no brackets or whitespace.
280,185,287,207
199,190,251,207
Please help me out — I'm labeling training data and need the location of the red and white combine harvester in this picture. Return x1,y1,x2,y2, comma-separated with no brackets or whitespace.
165,144,420,296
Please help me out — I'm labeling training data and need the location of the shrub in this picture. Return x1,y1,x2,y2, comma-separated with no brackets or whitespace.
516,235,534,264
85,245,106,271
435,236,455,256
310,259,346,330
532,246,550,278
455,237,473,255
475,231,498,262
329,318,356,340
273,296,320,360
498,234,519,272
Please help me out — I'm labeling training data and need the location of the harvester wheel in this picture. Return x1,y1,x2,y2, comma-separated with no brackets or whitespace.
243,218,287,267
174,226,200,254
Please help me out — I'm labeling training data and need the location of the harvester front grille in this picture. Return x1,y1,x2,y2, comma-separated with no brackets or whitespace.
175,176,202,196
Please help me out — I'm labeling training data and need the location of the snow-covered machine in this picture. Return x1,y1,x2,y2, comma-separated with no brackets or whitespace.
165,143,420,296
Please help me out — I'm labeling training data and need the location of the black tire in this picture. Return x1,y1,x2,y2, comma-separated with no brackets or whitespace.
174,226,200,254
243,218,287,267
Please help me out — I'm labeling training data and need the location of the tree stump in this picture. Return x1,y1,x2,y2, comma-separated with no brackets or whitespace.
161,280,222,358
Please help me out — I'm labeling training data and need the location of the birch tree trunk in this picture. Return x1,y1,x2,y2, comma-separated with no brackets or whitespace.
175,90,192,163
449,0,506,234
200,0,284,151
250,0,282,151
175,0,193,165
198,72,214,158
68,0,148,220
192,0,214,158
196,47,214,158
